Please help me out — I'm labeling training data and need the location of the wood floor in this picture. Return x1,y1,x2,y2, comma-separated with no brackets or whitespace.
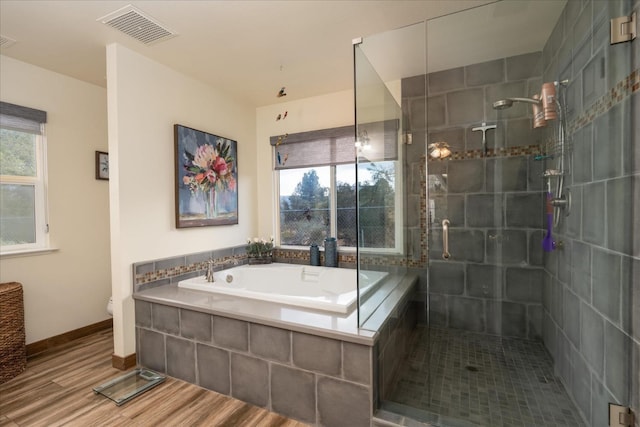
0,329,308,427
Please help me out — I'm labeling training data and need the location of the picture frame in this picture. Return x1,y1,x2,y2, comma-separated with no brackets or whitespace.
174,124,238,228
95,151,109,180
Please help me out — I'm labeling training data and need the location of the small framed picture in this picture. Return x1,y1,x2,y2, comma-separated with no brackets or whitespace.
95,151,109,180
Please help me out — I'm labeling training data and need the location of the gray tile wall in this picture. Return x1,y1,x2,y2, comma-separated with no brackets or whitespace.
136,300,376,427
540,1,639,426
403,51,546,340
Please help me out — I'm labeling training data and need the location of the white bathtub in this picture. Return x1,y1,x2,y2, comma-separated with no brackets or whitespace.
177,263,387,314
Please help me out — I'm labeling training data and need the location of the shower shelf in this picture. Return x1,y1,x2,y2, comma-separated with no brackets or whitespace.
543,169,564,177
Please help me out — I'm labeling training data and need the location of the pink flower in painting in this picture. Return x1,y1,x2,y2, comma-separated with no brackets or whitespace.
213,156,228,176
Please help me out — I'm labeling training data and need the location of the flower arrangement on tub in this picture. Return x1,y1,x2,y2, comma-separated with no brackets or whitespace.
246,236,274,264
182,139,236,218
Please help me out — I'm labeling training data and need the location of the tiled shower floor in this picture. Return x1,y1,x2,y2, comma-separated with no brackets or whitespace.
385,327,585,427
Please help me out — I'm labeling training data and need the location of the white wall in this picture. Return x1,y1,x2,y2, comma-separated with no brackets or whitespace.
255,90,354,237
107,44,257,357
0,55,111,344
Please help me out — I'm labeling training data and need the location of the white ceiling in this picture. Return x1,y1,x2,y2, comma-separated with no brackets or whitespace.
0,1,564,107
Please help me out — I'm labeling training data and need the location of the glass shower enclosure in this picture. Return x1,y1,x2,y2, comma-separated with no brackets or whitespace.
355,1,637,426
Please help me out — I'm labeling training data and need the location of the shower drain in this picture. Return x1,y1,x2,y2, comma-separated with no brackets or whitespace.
465,365,479,372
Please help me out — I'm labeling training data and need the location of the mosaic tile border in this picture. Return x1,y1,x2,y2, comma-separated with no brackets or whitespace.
569,68,639,133
427,144,544,162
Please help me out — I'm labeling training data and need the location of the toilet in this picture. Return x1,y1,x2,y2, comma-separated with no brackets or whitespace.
106,296,113,316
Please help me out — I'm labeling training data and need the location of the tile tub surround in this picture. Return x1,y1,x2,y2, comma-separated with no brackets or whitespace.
134,273,418,426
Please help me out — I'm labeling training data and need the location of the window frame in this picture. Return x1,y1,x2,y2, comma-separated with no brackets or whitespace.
0,103,50,255
274,161,404,254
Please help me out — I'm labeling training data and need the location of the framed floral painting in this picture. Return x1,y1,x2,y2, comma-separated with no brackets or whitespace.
174,124,238,228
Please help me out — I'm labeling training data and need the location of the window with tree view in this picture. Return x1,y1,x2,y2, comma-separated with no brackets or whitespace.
274,123,399,250
0,102,48,253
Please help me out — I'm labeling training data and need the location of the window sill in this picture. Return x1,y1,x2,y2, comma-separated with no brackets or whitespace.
0,247,59,259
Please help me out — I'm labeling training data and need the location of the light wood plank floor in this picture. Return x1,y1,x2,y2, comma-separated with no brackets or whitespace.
0,329,309,427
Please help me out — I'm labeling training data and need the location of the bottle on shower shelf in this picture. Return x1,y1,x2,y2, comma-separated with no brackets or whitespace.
309,244,320,266
324,237,338,267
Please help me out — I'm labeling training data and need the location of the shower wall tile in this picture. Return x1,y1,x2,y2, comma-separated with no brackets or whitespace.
551,278,565,327
429,294,448,327
409,97,427,130
407,194,421,228
466,194,503,228
581,302,604,376
571,349,592,422
467,264,500,298
505,267,544,303
572,124,593,184
466,58,504,87
570,240,592,301
604,322,631,403
486,157,528,192
529,230,544,266
572,29,592,76
566,186,582,238
592,248,621,324
528,304,543,339
501,302,527,338
431,195,465,226
582,48,606,109
427,95,446,127
506,193,543,228
507,52,542,81
449,297,485,332
447,159,484,193
592,377,617,427
428,67,465,94
593,103,624,180
166,336,195,383
623,95,636,174
486,81,528,120
606,176,633,254
563,289,581,347
486,229,528,265
402,74,426,98
447,88,484,125
449,229,485,263
197,343,230,394
428,261,464,295
528,157,544,191
582,182,605,246
506,117,543,148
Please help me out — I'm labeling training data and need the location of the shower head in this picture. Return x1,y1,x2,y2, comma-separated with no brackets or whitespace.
492,97,541,110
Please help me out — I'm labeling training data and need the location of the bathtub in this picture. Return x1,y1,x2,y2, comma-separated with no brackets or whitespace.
177,262,388,314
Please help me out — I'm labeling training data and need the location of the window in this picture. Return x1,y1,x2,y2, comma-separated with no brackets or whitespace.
273,121,401,251
0,102,48,253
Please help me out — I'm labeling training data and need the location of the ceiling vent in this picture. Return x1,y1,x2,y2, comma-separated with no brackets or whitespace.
0,35,17,49
97,5,177,45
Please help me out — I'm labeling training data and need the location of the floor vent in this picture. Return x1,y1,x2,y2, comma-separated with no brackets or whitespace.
0,35,17,49
97,5,177,45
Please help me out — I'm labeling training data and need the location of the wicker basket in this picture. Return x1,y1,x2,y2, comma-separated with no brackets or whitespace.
0,282,26,384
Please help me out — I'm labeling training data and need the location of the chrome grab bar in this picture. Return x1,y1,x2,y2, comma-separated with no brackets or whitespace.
442,219,451,260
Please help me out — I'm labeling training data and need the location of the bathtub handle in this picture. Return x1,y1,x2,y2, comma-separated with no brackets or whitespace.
442,219,451,260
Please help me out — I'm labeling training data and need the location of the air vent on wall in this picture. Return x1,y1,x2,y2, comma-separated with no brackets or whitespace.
0,35,17,49
97,5,177,45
